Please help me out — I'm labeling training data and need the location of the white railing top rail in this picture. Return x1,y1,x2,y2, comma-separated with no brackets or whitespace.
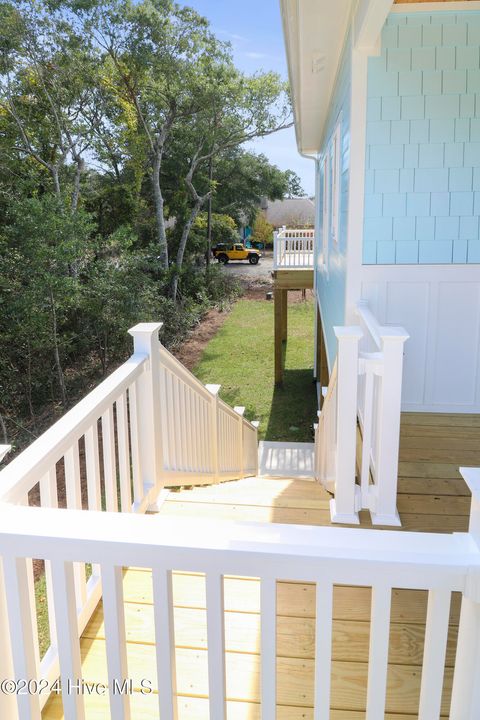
356,300,409,350
159,344,213,403
276,227,315,238
0,503,477,588
0,353,148,504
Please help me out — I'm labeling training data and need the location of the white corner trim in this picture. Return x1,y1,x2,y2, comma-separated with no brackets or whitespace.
360,263,480,281
344,44,369,325
355,0,395,50
391,2,480,12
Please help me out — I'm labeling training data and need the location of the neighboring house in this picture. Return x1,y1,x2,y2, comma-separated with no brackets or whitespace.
263,196,315,229
281,0,480,413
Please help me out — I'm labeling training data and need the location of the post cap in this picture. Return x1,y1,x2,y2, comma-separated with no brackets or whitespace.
128,322,163,337
234,406,246,416
206,384,221,396
334,325,363,339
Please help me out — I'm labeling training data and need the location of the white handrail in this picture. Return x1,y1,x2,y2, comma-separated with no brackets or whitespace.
1,500,480,718
356,302,409,525
0,354,148,504
314,303,408,526
315,360,337,493
0,320,259,712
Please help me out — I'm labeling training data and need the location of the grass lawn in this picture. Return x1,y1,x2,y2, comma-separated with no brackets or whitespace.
193,296,318,443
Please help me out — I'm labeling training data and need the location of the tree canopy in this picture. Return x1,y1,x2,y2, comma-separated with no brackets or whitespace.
0,0,305,447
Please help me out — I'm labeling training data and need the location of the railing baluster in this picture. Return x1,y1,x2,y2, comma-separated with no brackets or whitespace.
40,469,58,649
366,585,392,720
418,589,451,720
206,573,227,719
51,560,86,720
101,564,131,720
116,393,132,512
128,382,143,505
152,568,178,720
3,556,42,720
102,407,118,513
314,582,333,720
65,445,87,609
85,423,102,512
261,577,277,720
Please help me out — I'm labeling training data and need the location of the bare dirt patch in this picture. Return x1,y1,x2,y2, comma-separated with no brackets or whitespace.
172,307,233,372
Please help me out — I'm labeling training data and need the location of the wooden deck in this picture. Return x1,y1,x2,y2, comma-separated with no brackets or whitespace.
43,413,479,719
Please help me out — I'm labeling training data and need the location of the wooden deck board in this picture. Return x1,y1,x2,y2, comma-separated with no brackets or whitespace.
42,412,478,719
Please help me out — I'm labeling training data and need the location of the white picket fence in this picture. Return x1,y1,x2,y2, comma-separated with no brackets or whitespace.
273,227,315,269
315,303,409,526
0,322,259,717
1,467,480,719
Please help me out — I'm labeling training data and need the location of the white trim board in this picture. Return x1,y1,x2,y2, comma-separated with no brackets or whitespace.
391,2,480,12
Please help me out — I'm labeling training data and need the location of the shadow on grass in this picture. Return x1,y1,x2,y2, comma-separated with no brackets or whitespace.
265,368,318,443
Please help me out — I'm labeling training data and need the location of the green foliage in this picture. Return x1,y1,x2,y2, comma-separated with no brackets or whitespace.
192,212,238,249
0,0,299,450
251,213,275,249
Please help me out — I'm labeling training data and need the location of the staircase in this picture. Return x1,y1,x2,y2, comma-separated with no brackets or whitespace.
258,441,315,479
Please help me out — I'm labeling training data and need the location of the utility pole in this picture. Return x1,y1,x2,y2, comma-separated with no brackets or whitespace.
206,157,213,271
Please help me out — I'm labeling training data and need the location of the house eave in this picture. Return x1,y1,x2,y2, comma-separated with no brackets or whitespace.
279,0,354,154
280,0,394,154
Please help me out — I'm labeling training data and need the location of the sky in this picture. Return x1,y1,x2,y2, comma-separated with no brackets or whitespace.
179,0,315,196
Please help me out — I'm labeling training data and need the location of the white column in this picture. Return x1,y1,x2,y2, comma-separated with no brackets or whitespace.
330,327,362,524
252,421,260,477
206,384,221,483
128,323,164,506
234,407,245,479
450,468,480,720
0,558,18,720
371,328,408,526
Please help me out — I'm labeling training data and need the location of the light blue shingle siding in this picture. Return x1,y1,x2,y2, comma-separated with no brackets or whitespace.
364,10,480,264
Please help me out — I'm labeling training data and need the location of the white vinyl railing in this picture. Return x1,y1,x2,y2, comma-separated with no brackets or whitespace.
273,227,315,269
314,360,337,493
0,322,258,715
1,467,480,719
315,303,409,526
158,344,258,485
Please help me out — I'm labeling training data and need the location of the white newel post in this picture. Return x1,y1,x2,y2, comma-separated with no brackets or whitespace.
330,327,362,524
206,384,221,483
371,328,409,526
450,468,480,720
252,421,260,476
273,232,278,268
234,407,245,479
128,323,164,507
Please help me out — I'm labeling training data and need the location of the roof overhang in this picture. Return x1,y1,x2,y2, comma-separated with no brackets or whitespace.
280,0,394,155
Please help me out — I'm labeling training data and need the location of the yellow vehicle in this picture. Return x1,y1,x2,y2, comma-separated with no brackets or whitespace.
212,242,261,265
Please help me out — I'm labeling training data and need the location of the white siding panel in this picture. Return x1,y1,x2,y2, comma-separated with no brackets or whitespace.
385,282,429,407
429,282,480,406
360,266,480,412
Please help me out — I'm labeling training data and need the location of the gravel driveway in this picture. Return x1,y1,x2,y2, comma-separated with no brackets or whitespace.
217,251,274,283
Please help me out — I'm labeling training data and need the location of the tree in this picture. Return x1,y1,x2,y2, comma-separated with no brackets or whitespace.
251,213,274,248
285,170,306,198
0,2,100,211
64,0,291,296
212,150,294,224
